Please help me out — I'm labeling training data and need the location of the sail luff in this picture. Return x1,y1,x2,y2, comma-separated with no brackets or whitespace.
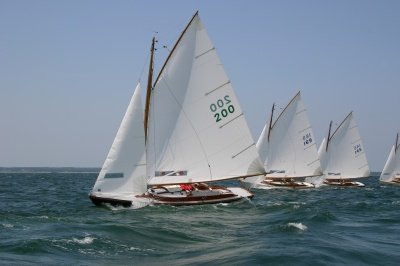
144,37,155,143
153,11,199,87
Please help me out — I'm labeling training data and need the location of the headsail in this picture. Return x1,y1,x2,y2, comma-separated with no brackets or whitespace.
380,133,400,183
318,112,370,179
256,92,321,177
145,12,264,185
92,83,147,196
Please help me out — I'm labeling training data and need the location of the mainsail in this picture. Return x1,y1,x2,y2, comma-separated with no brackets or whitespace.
256,92,321,177
318,112,370,179
92,83,147,197
380,133,400,183
145,12,264,185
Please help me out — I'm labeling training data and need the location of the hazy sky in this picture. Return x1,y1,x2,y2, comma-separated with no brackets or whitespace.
1,0,399,171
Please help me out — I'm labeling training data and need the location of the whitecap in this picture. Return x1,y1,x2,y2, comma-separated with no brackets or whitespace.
2,223,14,228
288,222,308,231
72,236,94,245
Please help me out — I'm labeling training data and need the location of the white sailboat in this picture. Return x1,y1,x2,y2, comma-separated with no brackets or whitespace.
90,12,265,206
318,112,370,187
242,91,321,189
380,133,400,185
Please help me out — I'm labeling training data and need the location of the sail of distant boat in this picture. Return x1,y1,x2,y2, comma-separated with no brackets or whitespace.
243,91,320,189
380,133,400,184
318,112,370,186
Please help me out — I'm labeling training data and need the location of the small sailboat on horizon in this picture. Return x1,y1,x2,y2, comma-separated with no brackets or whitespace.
242,91,321,189
318,112,370,187
380,133,400,185
89,12,265,207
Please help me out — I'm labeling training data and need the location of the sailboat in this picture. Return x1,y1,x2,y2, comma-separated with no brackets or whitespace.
242,91,321,189
318,112,370,187
380,133,400,185
90,12,265,207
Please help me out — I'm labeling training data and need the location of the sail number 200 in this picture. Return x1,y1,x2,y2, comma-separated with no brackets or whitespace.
210,95,235,123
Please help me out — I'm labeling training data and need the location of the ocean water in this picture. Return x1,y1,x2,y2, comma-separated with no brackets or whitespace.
1,169,399,265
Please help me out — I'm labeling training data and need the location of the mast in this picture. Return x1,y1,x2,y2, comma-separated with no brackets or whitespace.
267,103,275,142
144,37,155,143
396,133,399,153
326,120,332,152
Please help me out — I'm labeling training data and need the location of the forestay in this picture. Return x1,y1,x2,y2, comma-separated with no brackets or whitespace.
92,84,147,196
146,13,264,185
318,112,370,179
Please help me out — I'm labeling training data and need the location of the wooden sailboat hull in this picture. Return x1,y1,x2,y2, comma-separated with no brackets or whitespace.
380,177,400,186
257,176,315,189
89,186,253,207
323,179,365,187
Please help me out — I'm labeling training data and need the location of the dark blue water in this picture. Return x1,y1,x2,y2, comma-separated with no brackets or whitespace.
1,169,399,265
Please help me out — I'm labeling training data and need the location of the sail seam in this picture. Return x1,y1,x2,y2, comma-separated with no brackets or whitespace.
295,109,306,116
307,158,320,166
351,139,362,145
232,143,255,159
298,126,312,133
195,47,215,59
219,113,243,128
304,143,317,150
358,164,369,169
205,81,230,96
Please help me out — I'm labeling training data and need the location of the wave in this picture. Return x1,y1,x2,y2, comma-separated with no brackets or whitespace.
287,222,308,231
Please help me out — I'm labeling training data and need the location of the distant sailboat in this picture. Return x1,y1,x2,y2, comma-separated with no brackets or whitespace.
90,12,265,207
242,92,321,189
318,112,370,187
380,133,400,185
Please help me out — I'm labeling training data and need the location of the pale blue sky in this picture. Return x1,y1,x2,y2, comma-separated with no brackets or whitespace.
1,0,399,171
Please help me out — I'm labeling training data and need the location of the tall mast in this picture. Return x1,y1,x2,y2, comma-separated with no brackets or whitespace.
144,37,155,143
396,133,399,153
267,103,275,142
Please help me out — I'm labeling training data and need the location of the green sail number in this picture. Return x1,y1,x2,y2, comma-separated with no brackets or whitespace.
210,95,235,123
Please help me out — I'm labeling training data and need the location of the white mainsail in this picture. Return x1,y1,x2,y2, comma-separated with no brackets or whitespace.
146,13,264,185
380,133,400,183
92,83,147,197
256,92,321,177
318,112,370,179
